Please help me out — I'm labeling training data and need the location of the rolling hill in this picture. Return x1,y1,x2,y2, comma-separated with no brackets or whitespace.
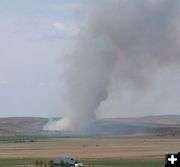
0,115,180,136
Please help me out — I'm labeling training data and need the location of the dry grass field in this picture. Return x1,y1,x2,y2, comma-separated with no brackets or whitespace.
0,135,179,159
0,135,179,167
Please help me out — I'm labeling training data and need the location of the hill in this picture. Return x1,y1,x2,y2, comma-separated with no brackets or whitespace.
0,117,48,136
0,115,180,136
89,115,180,135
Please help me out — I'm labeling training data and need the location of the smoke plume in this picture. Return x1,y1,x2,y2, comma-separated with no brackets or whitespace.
45,0,180,131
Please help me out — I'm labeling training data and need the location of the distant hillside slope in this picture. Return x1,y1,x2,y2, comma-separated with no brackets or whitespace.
89,115,180,135
0,117,48,136
0,115,180,136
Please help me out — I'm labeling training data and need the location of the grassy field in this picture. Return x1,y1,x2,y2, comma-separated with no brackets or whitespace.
0,135,178,167
0,158,163,167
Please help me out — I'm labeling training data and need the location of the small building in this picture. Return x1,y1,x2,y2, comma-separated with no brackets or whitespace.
53,157,78,167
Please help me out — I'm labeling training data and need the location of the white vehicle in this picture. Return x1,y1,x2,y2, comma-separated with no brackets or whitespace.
75,163,85,167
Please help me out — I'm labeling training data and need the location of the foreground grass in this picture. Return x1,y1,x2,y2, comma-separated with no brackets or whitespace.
0,159,37,167
81,159,163,167
0,158,163,167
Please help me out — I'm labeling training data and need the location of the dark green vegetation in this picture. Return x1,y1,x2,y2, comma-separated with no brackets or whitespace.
0,136,39,143
0,158,40,167
83,159,163,167
0,158,163,167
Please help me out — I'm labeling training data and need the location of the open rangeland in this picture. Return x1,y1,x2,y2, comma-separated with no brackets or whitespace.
0,135,179,167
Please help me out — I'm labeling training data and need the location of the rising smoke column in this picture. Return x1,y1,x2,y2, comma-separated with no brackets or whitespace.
45,0,180,131
45,36,116,131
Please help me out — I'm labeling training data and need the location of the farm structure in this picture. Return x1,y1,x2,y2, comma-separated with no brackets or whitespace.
53,157,85,167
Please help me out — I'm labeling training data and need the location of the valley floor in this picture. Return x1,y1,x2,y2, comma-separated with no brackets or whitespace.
0,135,178,166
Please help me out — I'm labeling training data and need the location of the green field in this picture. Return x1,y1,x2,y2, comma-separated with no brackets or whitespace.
0,158,163,167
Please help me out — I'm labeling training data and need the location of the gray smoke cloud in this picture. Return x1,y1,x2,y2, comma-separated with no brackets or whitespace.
44,0,180,131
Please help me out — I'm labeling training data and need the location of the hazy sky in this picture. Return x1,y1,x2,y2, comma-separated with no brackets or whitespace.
43,0,180,131
1,1,180,119
0,0,86,117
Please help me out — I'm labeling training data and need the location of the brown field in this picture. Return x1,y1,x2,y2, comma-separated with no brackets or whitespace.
0,135,180,160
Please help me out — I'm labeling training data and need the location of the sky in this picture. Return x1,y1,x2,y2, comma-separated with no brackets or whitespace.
0,0,86,117
1,0,180,119
43,0,180,131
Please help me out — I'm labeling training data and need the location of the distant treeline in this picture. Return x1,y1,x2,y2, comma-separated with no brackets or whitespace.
0,136,40,143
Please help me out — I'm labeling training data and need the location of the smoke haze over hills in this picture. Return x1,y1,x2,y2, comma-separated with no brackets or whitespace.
44,0,180,131
1,116,180,136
